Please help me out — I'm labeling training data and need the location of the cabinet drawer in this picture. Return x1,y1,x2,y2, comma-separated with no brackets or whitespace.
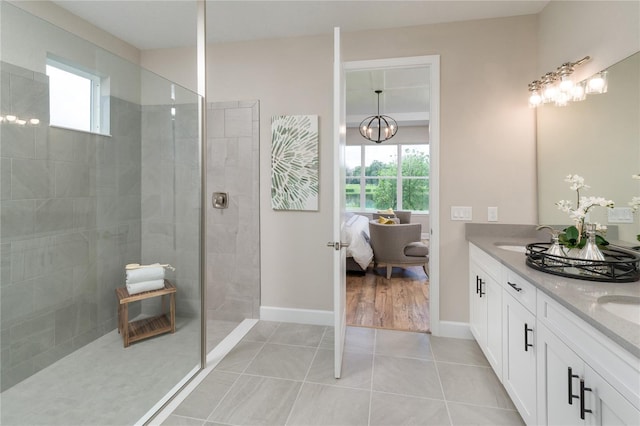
470,243,501,281
504,268,536,314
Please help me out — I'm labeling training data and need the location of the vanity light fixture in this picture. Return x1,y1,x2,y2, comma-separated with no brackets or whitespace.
359,90,398,144
527,56,610,108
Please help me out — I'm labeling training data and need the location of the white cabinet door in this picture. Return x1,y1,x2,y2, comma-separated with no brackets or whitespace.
503,292,537,425
584,365,640,426
485,275,502,378
469,260,487,349
537,323,585,425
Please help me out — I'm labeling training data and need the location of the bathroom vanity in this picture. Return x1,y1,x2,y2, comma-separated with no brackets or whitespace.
466,224,640,426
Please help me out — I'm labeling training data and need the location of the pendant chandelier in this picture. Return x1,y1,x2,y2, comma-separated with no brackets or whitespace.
359,90,398,143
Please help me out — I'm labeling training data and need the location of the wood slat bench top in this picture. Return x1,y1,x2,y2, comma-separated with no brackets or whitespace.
116,279,176,304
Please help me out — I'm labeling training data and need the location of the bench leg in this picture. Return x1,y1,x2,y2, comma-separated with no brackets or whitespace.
170,293,176,333
122,303,129,347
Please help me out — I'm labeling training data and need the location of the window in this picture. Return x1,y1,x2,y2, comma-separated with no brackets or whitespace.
46,57,109,134
346,144,429,213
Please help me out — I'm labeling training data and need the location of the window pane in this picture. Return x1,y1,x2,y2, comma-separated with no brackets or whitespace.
46,64,92,132
402,145,429,177
402,177,429,211
368,177,397,210
345,179,361,209
345,145,361,179
365,145,397,177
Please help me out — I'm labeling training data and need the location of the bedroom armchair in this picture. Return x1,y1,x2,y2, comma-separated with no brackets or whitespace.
368,220,429,279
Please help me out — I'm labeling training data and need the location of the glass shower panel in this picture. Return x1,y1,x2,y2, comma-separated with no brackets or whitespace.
0,3,202,424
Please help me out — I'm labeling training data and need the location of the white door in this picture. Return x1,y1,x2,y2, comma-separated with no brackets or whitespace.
331,26,347,379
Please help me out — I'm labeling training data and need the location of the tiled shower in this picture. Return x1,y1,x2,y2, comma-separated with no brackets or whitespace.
1,3,262,423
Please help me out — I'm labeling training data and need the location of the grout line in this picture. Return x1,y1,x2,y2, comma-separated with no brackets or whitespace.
367,328,378,426
431,337,454,426
282,325,326,426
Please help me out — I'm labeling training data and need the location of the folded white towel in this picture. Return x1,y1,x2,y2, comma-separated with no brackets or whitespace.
126,279,165,295
126,265,165,285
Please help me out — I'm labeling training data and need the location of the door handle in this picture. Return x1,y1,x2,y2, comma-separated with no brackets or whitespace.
567,367,579,405
327,241,349,250
507,281,522,292
579,379,593,419
524,323,533,351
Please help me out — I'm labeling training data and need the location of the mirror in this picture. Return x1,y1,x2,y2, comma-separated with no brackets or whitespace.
537,51,640,244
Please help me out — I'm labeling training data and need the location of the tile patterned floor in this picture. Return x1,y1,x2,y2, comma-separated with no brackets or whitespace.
163,322,524,426
0,318,240,426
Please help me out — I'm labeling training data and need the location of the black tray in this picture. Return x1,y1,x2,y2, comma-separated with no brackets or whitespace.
525,242,640,283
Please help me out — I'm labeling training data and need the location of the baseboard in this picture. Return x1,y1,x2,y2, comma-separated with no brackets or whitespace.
260,306,333,326
436,321,473,340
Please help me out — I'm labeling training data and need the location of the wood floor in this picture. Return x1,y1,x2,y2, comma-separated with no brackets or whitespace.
346,265,430,333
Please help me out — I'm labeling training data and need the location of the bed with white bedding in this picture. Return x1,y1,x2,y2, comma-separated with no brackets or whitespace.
344,214,373,272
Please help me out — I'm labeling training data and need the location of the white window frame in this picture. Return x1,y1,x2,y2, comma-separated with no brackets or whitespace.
46,56,109,135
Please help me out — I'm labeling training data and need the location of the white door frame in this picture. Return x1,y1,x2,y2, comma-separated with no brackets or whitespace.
342,55,441,336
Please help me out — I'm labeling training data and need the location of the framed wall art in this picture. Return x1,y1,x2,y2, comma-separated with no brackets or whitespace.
271,114,319,211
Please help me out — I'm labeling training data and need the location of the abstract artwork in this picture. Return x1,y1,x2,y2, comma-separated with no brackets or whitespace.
271,115,319,211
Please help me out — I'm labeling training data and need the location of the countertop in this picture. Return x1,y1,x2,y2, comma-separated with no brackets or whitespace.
466,224,640,359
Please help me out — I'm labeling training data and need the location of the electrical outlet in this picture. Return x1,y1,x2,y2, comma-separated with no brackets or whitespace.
608,207,634,224
488,206,498,222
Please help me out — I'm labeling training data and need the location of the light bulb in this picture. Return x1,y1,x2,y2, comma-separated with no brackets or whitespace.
586,71,608,94
543,85,559,103
16,119,27,126
529,91,542,107
554,92,570,107
0,116,4,122
6,115,16,122
559,76,574,92
29,118,40,125
571,82,586,101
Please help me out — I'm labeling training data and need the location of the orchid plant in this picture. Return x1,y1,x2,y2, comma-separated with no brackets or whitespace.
556,174,614,249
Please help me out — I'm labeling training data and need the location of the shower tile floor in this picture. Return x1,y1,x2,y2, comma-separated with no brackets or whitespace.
1,317,239,426
162,322,524,426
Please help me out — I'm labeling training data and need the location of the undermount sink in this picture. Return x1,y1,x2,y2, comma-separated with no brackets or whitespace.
597,295,640,325
495,244,527,253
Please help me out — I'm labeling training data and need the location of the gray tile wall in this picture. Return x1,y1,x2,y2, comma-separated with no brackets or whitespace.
0,62,142,391
206,101,260,337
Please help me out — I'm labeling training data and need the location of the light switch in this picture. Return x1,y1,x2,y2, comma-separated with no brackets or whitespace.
451,206,472,221
488,206,498,222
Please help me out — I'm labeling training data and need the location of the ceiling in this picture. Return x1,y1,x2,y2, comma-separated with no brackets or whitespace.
48,0,549,126
50,0,549,50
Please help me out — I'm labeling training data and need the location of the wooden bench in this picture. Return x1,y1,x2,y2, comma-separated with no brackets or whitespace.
115,280,176,347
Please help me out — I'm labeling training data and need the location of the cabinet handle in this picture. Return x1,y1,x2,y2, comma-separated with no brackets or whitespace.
567,367,579,405
524,323,533,351
579,379,593,419
476,275,480,295
507,281,522,292
479,278,485,297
